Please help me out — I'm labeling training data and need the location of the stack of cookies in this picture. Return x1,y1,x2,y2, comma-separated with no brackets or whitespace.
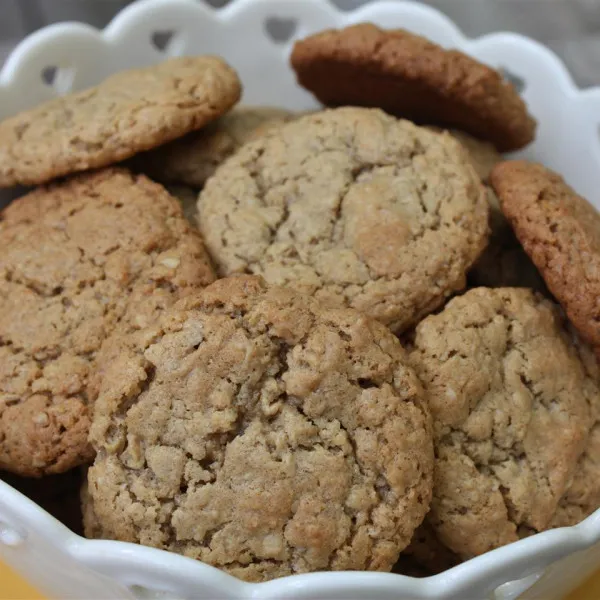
0,23,599,582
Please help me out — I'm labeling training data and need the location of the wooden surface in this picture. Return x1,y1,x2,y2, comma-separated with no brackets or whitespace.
0,560,598,599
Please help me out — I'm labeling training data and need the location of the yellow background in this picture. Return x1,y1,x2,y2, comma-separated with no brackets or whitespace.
0,561,598,599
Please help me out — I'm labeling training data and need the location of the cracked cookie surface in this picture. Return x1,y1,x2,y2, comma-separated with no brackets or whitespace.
198,107,488,334
409,287,596,559
0,57,241,187
491,160,600,351
290,24,536,151
132,107,294,187
401,330,600,569
0,168,215,476
86,275,434,582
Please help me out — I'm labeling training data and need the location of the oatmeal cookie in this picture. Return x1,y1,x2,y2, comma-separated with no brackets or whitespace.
86,275,434,582
0,168,214,476
291,24,536,151
198,107,488,334
0,57,241,187
409,287,596,559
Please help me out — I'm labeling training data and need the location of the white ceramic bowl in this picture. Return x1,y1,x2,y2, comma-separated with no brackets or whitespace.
1,1,600,598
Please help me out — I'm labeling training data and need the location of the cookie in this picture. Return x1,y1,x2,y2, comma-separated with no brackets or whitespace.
165,185,200,226
132,107,294,187
198,107,488,334
86,275,434,582
0,57,241,187
290,24,536,151
0,168,215,477
409,287,596,559
491,161,600,351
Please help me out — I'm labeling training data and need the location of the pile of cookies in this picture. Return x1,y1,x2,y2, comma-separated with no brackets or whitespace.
1,23,599,582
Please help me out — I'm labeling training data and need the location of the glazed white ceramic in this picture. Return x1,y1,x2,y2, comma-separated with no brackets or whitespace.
0,1,599,599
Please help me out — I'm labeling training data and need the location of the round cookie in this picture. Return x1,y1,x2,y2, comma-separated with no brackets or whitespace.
132,107,295,187
0,57,241,187
198,107,489,334
0,168,215,477
290,24,536,151
409,287,596,559
86,275,434,582
491,160,600,351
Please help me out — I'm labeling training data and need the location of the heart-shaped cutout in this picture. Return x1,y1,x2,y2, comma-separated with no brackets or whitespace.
264,16,298,44
41,65,76,95
499,67,526,94
151,30,178,53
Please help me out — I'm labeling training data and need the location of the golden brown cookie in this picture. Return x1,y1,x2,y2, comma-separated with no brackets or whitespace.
132,107,294,187
491,161,600,350
198,107,488,334
0,168,215,477
0,57,241,187
86,275,434,582
290,24,536,151
409,287,597,560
